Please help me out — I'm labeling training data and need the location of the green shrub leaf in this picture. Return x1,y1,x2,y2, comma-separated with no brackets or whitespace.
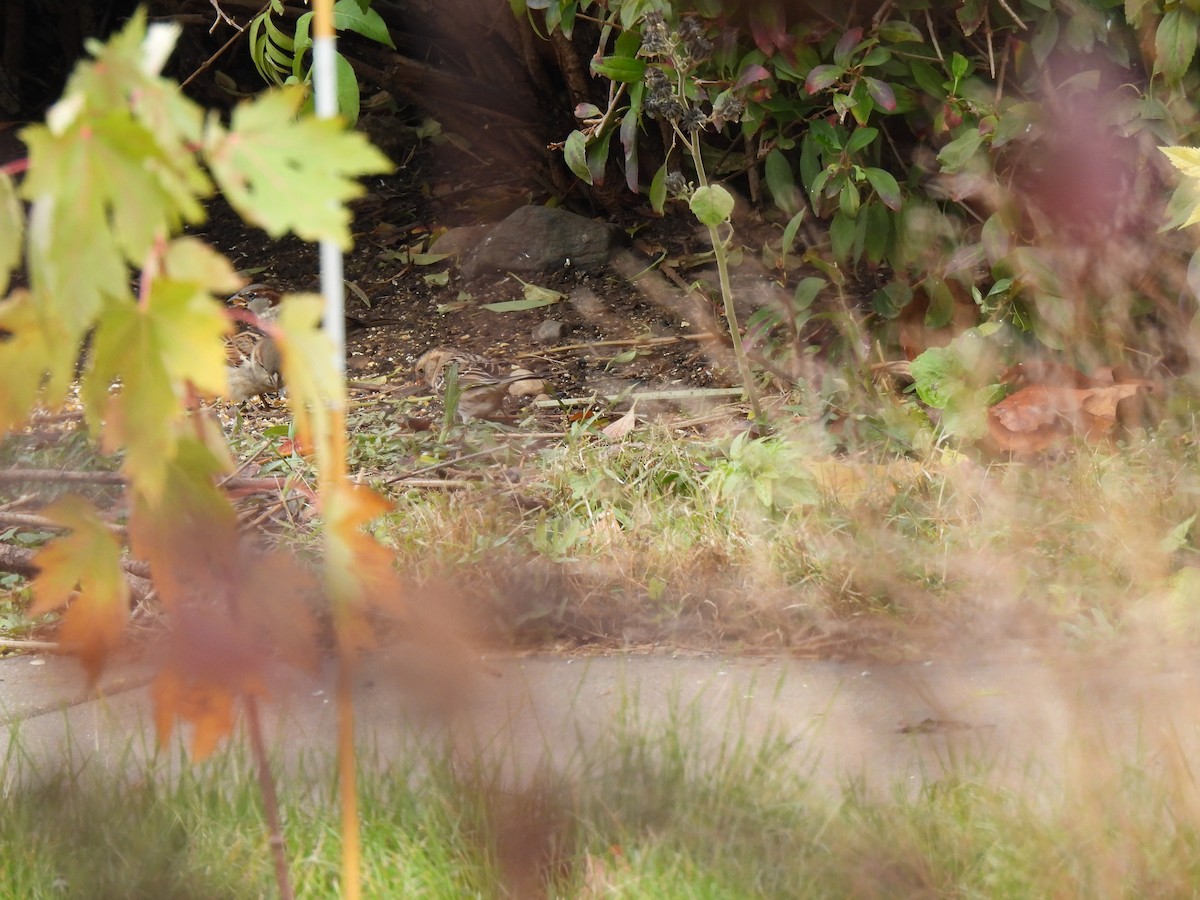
864,167,902,210
564,129,592,184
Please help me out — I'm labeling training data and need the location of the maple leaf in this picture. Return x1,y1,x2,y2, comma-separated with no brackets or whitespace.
0,290,76,432
81,297,184,499
153,668,238,762
131,446,320,758
29,496,130,682
0,173,21,296
203,85,391,249
128,440,240,608
19,13,210,336
273,293,345,468
324,480,405,643
21,111,209,336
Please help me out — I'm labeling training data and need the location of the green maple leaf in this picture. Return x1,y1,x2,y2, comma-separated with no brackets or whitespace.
203,85,392,249
30,495,131,683
149,281,235,399
20,12,211,333
80,239,240,456
68,11,204,160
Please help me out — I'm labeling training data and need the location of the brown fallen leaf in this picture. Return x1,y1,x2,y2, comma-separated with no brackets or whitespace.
986,382,1149,454
601,404,638,441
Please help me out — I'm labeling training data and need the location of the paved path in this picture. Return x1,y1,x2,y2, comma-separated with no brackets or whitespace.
2,645,1198,793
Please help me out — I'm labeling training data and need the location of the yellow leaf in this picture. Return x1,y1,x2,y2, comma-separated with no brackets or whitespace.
162,236,244,295
0,173,21,296
145,277,233,398
324,481,405,626
0,290,75,431
1162,145,1200,179
128,440,239,608
29,496,130,682
274,294,344,469
80,297,183,498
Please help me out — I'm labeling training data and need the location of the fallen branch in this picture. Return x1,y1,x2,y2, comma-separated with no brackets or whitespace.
0,637,60,651
0,468,298,495
533,387,746,408
0,511,124,534
0,544,154,604
517,333,717,359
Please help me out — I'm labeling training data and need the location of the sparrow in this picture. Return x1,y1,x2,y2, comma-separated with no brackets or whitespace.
230,283,407,332
224,286,283,403
225,327,283,403
229,283,282,323
414,347,545,421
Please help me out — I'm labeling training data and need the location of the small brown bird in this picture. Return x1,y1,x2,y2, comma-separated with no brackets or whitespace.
415,347,544,421
225,328,283,403
224,286,283,403
231,283,406,332
229,283,282,323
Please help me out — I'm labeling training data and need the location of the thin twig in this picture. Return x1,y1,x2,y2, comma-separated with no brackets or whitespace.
0,467,295,494
995,0,1027,29
533,387,745,408
386,478,477,489
383,446,514,484
180,3,263,89
244,694,296,900
0,468,125,485
207,0,245,33
925,9,944,62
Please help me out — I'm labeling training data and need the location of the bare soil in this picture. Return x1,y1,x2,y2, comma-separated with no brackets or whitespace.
192,144,758,427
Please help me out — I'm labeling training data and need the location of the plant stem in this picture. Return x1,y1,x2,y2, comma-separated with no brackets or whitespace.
685,131,766,425
245,694,296,900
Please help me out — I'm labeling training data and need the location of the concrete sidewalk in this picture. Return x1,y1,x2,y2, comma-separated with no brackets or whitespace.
3,643,1200,794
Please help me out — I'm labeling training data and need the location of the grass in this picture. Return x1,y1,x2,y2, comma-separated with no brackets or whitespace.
5,399,1200,657
5,678,1200,898
341,408,1200,657
5,393,1200,894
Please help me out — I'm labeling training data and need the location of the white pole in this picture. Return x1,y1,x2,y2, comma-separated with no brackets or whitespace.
312,23,346,386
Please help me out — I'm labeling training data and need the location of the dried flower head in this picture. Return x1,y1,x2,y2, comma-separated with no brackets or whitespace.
677,17,712,63
640,11,671,57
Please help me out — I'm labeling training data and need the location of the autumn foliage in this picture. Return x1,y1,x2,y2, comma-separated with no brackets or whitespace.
0,12,392,757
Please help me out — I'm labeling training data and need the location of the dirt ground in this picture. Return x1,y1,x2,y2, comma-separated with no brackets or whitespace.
196,154,736,416
189,127,850,433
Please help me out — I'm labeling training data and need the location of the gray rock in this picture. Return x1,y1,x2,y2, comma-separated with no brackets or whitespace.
430,225,492,257
532,319,569,344
460,206,619,280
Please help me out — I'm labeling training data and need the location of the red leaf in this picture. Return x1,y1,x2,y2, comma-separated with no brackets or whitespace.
864,77,896,112
735,64,772,90
748,1,787,56
805,65,842,95
833,27,863,66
